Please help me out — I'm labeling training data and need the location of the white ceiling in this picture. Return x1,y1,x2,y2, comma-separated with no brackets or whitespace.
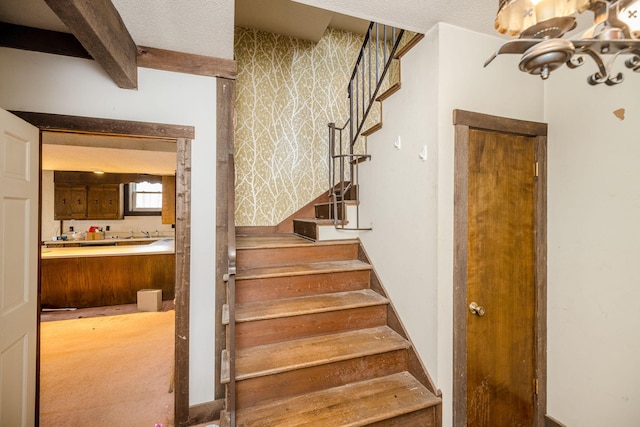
2,0,592,174
0,0,508,59
41,132,177,175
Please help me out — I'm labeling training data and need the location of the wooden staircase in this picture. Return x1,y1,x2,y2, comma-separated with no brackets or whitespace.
292,187,358,241
220,234,441,426
296,31,426,243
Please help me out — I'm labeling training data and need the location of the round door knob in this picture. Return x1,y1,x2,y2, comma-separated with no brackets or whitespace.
469,302,485,317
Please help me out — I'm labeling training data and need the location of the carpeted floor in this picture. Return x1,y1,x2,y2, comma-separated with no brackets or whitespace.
39,309,175,427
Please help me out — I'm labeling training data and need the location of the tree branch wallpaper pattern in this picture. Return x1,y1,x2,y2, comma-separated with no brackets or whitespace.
234,27,364,226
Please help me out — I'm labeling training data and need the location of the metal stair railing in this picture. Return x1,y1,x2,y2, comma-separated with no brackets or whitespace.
329,22,405,230
224,153,237,427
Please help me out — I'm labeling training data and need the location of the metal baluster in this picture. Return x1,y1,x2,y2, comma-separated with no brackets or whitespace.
376,23,379,85
368,26,372,104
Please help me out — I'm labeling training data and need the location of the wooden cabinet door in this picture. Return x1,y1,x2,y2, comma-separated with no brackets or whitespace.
54,185,87,219
162,175,176,224
87,185,121,219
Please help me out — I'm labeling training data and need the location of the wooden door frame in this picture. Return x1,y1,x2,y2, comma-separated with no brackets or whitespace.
452,109,548,427
12,111,194,425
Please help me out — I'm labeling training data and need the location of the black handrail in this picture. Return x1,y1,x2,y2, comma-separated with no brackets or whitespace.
348,23,404,146
329,22,405,231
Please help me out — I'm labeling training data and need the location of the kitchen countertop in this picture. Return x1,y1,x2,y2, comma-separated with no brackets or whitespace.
41,238,175,259
43,236,171,246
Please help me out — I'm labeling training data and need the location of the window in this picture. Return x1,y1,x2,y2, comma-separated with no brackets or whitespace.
125,181,162,215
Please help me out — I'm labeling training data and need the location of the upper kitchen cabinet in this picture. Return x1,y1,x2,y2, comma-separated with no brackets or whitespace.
162,175,176,224
87,185,122,219
54,183,123,220
54,184,88,220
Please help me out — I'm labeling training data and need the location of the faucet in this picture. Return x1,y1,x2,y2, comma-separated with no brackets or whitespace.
141,230,150,238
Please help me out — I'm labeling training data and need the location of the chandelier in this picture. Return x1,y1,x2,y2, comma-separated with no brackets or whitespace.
484,0,640,85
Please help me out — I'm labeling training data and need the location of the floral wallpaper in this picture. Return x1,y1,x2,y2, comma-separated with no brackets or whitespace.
234,26,401,226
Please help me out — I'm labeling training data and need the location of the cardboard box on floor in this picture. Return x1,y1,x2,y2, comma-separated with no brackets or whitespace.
137,289,162,312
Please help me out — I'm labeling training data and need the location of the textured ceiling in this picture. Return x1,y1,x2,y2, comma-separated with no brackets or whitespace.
235,0,370,42
0,0,511,60
2,0,589,174
292,0,500,36
111,0,234,59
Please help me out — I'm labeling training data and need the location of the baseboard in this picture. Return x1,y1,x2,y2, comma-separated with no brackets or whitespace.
187,398,224,426
546,415,567,427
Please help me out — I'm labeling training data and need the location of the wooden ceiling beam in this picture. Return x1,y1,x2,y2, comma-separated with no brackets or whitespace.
137,45,237,80
44,0,138,89
0,22,92,60
1,24,238,81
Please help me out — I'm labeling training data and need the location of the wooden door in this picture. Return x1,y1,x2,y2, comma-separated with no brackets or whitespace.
467,128,536,425
453,110,547,427
0,108,39,426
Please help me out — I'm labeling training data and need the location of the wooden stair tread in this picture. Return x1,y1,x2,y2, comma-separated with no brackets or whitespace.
394,32,425,59
293,218,346,225
314,200,356,208
361,121,383,137
223,326,409,382
237,259,371,280
235,372,440,427
227,289,388,323
237,233,357,250
376,82,401,102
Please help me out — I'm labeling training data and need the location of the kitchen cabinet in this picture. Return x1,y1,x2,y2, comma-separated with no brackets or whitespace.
41,253,175,308
54,184,122,220
54,185,87,220
87,185,121,219
162,175,176,224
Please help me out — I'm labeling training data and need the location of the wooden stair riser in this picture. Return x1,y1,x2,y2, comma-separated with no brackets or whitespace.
315,202,344,220
292,219,319,241
367,407,438,427
234,350,409,410
236,242,358,269
236,269,371,303
231,305,388,349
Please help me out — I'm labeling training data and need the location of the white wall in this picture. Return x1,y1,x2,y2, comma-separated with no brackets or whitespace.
361,21,640,426
361,23,545,426
358,24,440,382
545,60,640,426
436,23,545,426
0,47,218,405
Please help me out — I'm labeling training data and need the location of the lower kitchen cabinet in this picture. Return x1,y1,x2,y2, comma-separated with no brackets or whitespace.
41,253,175,308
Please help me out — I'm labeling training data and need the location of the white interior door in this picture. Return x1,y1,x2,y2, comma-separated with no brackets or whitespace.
0,108,39,426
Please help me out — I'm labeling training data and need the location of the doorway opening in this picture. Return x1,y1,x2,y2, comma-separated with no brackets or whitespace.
13,111,193,426
452,109,548,426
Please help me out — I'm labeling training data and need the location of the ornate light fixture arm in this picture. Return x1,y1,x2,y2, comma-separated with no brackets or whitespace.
486,0,640,85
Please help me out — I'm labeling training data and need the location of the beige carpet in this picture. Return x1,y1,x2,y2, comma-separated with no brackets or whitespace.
40,310,175,427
